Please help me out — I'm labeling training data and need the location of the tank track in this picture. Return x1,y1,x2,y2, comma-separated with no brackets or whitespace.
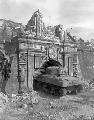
33,79,83,96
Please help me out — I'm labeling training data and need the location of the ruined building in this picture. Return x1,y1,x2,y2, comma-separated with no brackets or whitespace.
26,9,44,37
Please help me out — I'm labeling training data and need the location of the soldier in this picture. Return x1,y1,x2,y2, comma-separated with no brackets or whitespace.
1,58,11,94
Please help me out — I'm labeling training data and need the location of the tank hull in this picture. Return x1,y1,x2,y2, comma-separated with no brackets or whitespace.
33,59,83,96
33,75,83,96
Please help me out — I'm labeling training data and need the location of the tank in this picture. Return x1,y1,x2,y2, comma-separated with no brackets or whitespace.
33,58,83,96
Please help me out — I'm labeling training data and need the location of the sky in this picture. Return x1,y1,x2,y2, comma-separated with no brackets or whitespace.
0,0,94,40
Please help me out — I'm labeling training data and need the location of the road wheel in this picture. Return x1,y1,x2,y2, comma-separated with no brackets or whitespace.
50,86,55,95
77,85,83,93
59,88,63,96
63,88,67,96
42,83,47,92
73,87,78,95
38,81,43,91
47,85,52,94
54,88,59,96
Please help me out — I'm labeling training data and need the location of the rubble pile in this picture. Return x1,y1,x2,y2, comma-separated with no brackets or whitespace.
7,90,38,108
0,92,9,119
0,90,39,119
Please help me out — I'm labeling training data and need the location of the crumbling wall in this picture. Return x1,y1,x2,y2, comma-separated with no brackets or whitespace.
5,55,19,94
27,54,42,89
78,51,94,81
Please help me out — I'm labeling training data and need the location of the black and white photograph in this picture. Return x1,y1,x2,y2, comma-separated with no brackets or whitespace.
0,0,94,119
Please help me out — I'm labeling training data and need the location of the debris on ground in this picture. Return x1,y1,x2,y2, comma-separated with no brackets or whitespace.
1,89,94,120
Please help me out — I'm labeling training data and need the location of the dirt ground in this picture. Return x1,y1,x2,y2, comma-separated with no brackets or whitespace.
1,87,94,120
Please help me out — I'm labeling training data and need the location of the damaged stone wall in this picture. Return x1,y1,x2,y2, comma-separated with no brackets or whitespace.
6,52,42,93
5,55,19,94
27,54,42,89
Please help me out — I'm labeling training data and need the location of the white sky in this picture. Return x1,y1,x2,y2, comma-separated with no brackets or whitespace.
0,0,94,40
